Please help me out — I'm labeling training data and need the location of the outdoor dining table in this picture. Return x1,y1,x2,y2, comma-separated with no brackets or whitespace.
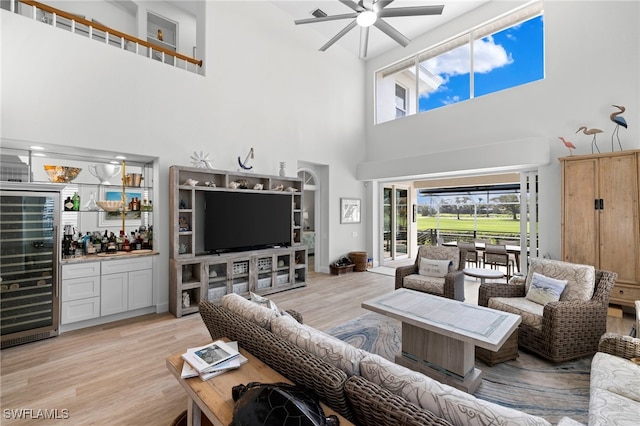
443,241,528,272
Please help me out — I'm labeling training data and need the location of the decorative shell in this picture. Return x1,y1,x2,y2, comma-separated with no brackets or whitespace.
184,179,198,186
253,183,263,190
285,187,298,192
96,200,124,212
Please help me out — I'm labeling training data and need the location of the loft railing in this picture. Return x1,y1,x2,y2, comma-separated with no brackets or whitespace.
10,0,203,73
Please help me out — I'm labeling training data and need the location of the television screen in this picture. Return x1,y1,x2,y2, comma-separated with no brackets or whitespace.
204,191,292,253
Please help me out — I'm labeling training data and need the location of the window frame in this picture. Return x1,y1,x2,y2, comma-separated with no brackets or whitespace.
375,0,543,124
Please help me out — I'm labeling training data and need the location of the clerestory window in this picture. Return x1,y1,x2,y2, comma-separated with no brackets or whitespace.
376,1,544,124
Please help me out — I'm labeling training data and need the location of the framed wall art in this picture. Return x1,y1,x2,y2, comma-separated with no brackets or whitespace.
98,188,142,227
340,198,361,224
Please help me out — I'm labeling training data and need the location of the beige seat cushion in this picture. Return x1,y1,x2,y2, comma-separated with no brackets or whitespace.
417,245,460,268
270,314,365,376
403,274,445,295
525,258,595,302
590,352,640,403
489,297,544,330
359,353,551,426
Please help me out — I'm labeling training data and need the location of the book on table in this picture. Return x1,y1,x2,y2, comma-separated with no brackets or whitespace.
181,339,240,374
181,341,248,380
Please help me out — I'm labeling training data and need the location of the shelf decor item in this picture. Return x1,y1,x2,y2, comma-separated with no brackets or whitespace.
98,188,142,226
88,163,121,185
43,165,81,183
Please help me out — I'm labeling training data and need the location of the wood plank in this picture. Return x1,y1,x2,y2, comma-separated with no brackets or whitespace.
0,269,633,425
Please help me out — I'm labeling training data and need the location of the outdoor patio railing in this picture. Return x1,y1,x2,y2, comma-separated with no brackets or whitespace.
418,229,532,246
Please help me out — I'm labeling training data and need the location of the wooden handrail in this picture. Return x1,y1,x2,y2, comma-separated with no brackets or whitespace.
20,0,203,67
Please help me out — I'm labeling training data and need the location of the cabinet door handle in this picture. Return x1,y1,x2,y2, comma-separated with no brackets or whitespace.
599,199,604,210
594,199,600,210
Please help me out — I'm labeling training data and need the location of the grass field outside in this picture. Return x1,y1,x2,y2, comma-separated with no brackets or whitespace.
418,214,528,233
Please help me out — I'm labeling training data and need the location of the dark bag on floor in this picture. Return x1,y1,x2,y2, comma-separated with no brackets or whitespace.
230,382,339,426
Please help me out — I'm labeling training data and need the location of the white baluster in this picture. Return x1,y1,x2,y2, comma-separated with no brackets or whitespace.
105,31,109,44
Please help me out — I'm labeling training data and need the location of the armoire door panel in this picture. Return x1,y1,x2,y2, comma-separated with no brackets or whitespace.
598,154,639,282
562,159,599,265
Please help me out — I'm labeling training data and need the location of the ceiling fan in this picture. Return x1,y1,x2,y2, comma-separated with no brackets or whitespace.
294,0,444,58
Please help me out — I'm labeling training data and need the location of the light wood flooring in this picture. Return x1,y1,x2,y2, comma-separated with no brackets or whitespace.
0,268,634,425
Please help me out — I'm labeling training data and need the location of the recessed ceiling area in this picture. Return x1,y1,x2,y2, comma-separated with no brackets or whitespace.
273,1,489,59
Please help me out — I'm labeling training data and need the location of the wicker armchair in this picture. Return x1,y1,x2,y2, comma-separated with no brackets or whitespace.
478,266,617,362
395,245,466,301
598,332,640,360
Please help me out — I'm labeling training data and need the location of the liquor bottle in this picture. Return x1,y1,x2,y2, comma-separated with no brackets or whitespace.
64,196,74,211
72,192,80,211
147,226,153,249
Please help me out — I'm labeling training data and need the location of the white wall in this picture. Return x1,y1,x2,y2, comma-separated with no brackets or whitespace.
1,1,367,309
363,0,640,260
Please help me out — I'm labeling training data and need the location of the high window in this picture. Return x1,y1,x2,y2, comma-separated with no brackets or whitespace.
395,84,408,118
376,1,544,124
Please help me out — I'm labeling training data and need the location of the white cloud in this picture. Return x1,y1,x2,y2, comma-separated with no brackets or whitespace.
423,36,513,76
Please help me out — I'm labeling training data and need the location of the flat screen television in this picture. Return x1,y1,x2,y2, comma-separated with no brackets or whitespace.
204,191,292,253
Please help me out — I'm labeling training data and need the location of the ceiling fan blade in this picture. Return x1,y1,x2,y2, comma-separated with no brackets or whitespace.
295,13,358,25
374,18,410,47
339,0,366,13
359,26,370,58
319,20,358,51
373,1,395,13
379,5,444,18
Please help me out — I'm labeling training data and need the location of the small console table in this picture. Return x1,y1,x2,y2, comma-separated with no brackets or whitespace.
166,341,353,426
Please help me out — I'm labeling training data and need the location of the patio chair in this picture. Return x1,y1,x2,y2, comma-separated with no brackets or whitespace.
458,241,479,267
478,258,617,362
395,245,466,301
483,243,515,279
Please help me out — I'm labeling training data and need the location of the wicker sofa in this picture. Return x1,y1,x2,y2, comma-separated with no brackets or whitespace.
588,332,640,425
199,294,554,426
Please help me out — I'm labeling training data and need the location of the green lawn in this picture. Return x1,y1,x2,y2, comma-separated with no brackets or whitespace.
418,214,526,233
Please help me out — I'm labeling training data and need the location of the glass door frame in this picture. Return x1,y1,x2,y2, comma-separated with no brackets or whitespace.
383,184,410,261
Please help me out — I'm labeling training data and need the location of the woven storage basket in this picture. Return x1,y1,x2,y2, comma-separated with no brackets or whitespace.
349,251,368,272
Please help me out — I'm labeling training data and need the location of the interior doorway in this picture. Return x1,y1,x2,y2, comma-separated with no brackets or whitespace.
383,185,409,261
298,168,319,272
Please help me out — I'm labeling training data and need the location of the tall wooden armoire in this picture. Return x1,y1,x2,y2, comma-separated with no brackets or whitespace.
560,150,640,307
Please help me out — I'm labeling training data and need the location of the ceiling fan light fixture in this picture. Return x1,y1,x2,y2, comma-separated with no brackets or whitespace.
356,10,377,27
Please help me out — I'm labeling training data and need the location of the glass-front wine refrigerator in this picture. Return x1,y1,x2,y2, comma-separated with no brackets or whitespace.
1,183,61,348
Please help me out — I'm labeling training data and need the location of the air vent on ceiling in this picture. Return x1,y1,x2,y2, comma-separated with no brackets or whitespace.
311,9,327,18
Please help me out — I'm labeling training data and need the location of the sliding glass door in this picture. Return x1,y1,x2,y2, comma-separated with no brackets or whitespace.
383,186,409,261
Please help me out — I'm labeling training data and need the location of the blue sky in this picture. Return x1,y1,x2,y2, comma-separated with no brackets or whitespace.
419,15,544,112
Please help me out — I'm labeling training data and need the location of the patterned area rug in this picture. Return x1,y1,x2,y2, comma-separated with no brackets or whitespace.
325,312,591,424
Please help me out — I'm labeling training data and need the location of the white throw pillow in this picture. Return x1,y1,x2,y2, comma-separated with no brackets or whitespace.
221,293,278,329
525,272,568,306
249,292,280,314
419,258,452,278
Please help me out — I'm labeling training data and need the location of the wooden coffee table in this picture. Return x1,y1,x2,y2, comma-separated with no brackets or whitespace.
166,341,353,426
362,289,521,393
